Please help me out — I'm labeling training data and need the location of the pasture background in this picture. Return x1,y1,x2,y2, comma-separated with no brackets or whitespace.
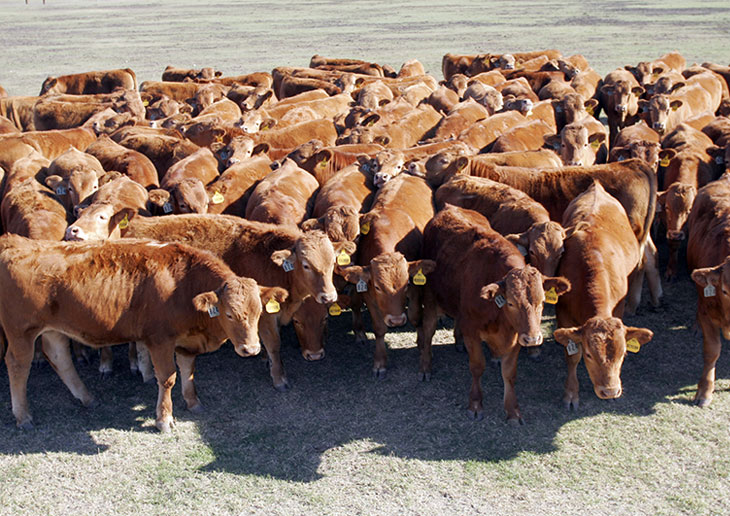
1,1,730,515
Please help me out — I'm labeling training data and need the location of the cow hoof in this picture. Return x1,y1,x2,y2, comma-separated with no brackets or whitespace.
507,417,525,426
156,420,174,433
99,370,113,380
274,380,291,392
418,371,431,382
17,419,34,431
695,397,711,408
454,343,465,353
82,397,98,409
563,399,579,411
466,409,484,421
355,333,368,345
188,404,205,415
372,368,387,379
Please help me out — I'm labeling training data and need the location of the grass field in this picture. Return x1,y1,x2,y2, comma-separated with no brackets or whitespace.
2,1,730,515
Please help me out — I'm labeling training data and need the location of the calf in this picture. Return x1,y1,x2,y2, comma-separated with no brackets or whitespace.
40,68,137,95
0,234,274,432
419,205,570,422
554,182,653,408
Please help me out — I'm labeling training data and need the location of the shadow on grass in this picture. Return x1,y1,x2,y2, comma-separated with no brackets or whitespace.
0,270,726,482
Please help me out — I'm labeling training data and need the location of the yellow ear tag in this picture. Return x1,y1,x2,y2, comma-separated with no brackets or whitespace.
413,269,427,286
660,156,670,167
211,191,225,204
265,298,280,314
671,104,679,112
336,249,351,266
142,100,149,107
544,287,558,304
591,139,600,150
118,214,129,229
360,221,370,235
214,134,224,143
585,105,594,116
318,157,329,168
328,303,342,316
626,338,641,353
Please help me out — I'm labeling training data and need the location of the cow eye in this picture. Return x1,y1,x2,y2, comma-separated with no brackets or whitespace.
226,312,233,320
302,262,310,271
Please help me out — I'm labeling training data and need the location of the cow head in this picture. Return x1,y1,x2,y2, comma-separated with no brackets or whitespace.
494,54,516,71
609,141,661,169
625,62,665,86
370,150,406,188
290,297,329,361
545,123,606,167
301,205,360,244
640,94,682,135
424,151,469,188
40,76,60,95
657,182,696,241
481,266,571,347
270,230,352,304
463,82,503,115
506,221,566,277
557,59,580,79
340,253,436,327
211,135,256,169
692,257,730,337
171,178,208,214
503,96,534,116
194,278,287,357
554,317,653,399
65,203,135,241
601,80,644,123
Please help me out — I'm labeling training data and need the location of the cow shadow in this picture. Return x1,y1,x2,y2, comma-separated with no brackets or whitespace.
0,273,724,481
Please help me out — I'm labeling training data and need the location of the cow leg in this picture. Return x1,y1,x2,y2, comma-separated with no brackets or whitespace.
145,342,177,432
99,346,113,378
406,284,423,327
499,343,523,424
135,341,155,383
349,292,368,345
128,342,139,374
563,346,583,410
643,236,662,307
371,314,389,378
416,287,438,381
464,334,486,420
175,351,203,413
453,322,465,352
5,335,35,429
71,340,91,365
665,239,681,281
695,315,722,407
258,312,289,391
41,332,95,408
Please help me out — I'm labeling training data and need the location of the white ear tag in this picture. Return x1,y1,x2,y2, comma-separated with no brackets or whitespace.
282,259,294,272
716,156,724,165
495,294,506,308
208,306,220,318
566,339,579,356
56,185,67,195
163,202,173,213
704,284,716,297
356,279,368,293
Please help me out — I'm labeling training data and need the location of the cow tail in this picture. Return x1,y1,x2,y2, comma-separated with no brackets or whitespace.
126,68,138,91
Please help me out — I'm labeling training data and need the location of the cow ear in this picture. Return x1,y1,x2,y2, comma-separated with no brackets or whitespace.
656,190,667,210
374,135,391,146
544,134,561,151
479,282,503,301
588,132,606,145
362,113,380,127
652,66,665,76
339,265,370,285
505,231,529,253
252,143,269,155
336,292,352,309
543,276,571,296
259,286,289,306
378,98,391,107
147,188,171,210
624,326,653,345
553,327,582,346
631,86,645,97
658,148,676,164
334,239,357,257
610,147,630,162
270,249,295,267
455,156,469,172
691,264,723,288
584,98,599,111
314,149,333,167
601,84,615,95
623,65,634,72
408,259,436,277
669,82,686,94
300,217,325,232
670,99,683,111
45,174,65,191
193,291,219,312
111,207,136,228
260,118,277,131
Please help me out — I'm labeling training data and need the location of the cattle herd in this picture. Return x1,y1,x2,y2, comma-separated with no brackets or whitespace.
0,50,729,433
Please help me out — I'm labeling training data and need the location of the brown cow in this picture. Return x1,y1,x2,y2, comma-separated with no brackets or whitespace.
428,99,490,142
40,68,137,95
0,96,39,131
462,82,504,114
553,92,600,132
543,117,608,167
1,178,68,241
490,119,555,153
159,147,220,214
205,154,273,217
113,129,200,178
0,234,276,432
338,174,435,376
161,65,222,82
625,52,686,87
599,69,645,145
44,147,106,212
608,121,661,168
455,110,525,151
419,204,570,422
687,174,730,407
33,90,144,131
553,182,653,408
435,175,566,276
85,135,160,189
340,104,442,148
0,127,97,172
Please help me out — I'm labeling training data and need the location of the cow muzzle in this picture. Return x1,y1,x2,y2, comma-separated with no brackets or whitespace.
518,333,543,347
596,385,622,399
653,122,666,133
667,230,685,241
384,313,407,327
316,290,338,304
64,226,86,241
373,173,391,188
303,348,326,361
234,339,261,357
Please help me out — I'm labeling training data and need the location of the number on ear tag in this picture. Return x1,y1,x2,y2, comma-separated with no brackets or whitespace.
265,298,280,313
704,284,716,297
328,303,342,316
544,287,558,304
162,202,173,214
566,339,579,356
626,338,641,353
336,249,351,266
360,221,370,235
282,259,294,272
211,191,225,204
118,214,129,229
55,185,67,195
495,294,506,308
660,156,670,167
207,306,219,318
412,269,427,286
356,279,368,293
